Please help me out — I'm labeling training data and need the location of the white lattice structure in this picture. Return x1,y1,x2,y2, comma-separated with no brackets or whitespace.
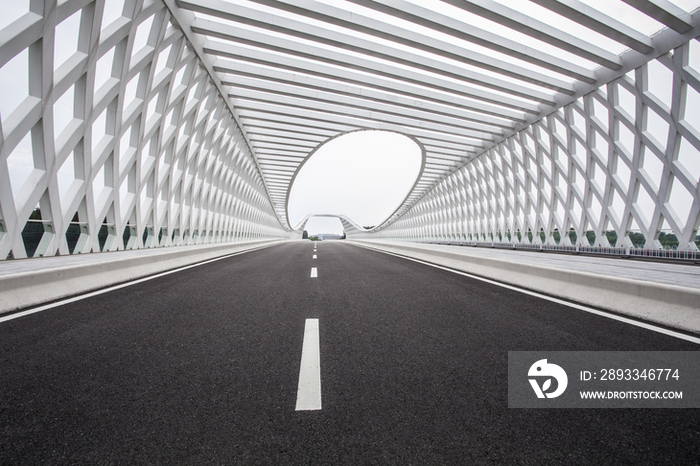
368,47,700,254
0,0,287,259
1,0,700,260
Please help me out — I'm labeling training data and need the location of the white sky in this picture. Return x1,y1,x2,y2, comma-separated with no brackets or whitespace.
303,216,344,236
288,130,423,234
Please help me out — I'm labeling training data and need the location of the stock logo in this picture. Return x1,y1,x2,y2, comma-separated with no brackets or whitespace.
528,359,568,399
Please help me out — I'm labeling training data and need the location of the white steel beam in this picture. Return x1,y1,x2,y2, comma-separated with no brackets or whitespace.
620,0,693,33
345,0,597,83
179,0,576,94
192,19,554,108
2,0,700,259
208,48,532,120
529,0,655,54
440,0,623,69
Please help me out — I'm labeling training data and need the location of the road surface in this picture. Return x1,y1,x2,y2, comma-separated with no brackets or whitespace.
0,241,698,464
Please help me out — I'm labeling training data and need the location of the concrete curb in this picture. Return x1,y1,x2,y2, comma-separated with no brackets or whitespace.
348,240,700,335
0,239,284,314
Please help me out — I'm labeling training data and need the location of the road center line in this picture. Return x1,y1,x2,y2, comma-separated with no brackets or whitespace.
310,267,318,277
296,318,322,411
313,254,317,259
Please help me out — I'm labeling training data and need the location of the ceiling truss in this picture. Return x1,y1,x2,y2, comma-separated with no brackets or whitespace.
168,0,700,230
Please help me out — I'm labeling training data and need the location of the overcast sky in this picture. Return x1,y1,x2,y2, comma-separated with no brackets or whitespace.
287,130,422,235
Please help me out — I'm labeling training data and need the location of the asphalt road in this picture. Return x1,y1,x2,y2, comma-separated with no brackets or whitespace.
0,241,698,465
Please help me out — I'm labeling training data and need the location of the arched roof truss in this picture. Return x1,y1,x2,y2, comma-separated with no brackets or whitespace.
168,0,700,230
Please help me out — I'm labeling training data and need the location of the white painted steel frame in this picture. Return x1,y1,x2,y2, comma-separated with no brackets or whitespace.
173,0,700,239
368,47,700,252
1,0,700,260
0,0,287,260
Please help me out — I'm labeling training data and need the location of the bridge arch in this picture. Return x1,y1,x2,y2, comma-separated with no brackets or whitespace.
0,0,699,260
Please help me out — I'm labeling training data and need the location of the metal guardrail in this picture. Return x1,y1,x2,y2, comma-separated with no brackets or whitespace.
628,248,698,261
394,239,699,262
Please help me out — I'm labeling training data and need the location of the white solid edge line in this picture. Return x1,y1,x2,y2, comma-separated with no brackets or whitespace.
0,245,272,324
363,246,700,345
310,267,318,278
296,318,322,411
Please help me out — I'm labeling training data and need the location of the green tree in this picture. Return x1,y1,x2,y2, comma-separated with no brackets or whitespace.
552,229,561,244
628,232,645,248
585,231,596,245
658,232,679,249
605,230,618,246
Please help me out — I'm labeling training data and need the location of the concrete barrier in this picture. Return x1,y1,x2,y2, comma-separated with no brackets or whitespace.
0,239,284,314
349,240,700,335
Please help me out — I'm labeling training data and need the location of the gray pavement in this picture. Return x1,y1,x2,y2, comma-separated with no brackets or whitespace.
0,241,698,464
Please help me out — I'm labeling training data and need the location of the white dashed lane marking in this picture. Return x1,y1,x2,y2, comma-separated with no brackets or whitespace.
310,267,318,278
296,318,322,411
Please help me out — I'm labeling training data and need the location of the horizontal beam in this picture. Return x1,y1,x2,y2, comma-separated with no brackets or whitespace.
529,0,654,54
440,0,622,70
181,0,575,95
620,0,693,34
191,17,556,107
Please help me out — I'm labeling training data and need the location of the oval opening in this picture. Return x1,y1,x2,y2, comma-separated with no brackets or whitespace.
287,130,422,230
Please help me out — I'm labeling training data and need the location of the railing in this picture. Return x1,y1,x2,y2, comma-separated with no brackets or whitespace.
629,248,698,261
383,238,699,262
577,246,628,255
